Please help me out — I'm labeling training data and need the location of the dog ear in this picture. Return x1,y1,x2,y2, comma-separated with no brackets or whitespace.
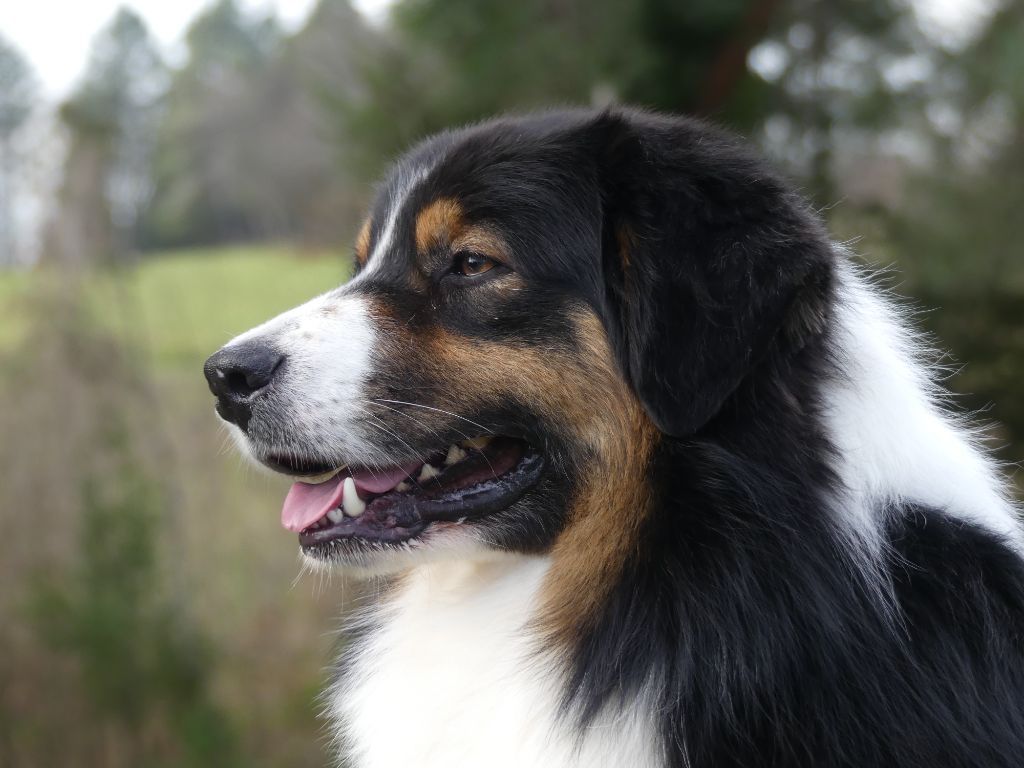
585,111,834,437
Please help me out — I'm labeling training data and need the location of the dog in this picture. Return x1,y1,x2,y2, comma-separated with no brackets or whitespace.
204,108,1024,768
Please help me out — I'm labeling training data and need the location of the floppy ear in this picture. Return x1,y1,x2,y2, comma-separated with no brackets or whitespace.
587,111,834,437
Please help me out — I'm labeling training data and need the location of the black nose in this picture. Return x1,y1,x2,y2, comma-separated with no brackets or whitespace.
203,342,284,430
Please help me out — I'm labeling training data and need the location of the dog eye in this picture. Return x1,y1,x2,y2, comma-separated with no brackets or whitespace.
452,252,498,277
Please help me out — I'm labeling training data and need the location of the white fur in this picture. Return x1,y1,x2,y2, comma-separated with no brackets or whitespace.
223,289,385,467
330,556,662,768
352,164,432,284
824,259,1023,551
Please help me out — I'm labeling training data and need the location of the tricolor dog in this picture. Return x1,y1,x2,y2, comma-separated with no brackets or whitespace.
204,108,1024,768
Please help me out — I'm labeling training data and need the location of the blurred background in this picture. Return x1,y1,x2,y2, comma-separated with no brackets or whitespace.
1,0,1022,765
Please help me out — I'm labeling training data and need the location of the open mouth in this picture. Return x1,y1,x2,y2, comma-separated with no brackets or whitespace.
270,436,544,551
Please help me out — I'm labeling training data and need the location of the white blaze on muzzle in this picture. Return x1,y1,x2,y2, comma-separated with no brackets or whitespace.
217,287,380,462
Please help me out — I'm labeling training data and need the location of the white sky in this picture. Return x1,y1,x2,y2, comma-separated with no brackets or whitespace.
2,0,393,98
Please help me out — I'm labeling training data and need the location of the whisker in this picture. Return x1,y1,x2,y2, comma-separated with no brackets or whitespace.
367,401,501,478
346,404,392,481
372,407,502,479
368,401,468,441
372,399,492,434
362,414,429,478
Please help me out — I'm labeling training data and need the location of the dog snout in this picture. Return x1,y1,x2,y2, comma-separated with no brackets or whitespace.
204,342,285,430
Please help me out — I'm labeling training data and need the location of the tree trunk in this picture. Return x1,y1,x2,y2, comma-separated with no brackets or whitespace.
0,139,14,267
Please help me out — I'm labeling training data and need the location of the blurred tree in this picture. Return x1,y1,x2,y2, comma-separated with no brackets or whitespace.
331,0,750,177
15,282,241,766
285,0,381,239
331,0,929,188
31,456,240,766
144,0,373,249
144,0,286,246
875,0,1024,467
0,35,36,267
891,0,1024,294
45,9,165,267
748,0,930,204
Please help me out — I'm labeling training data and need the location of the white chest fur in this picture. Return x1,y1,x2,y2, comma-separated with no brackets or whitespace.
329,556,660,768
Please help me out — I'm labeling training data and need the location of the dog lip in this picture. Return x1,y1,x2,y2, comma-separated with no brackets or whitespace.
297,444,544,550
261,454,341,478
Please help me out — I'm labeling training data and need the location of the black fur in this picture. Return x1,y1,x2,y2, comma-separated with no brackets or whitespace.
571,497,1024,767
588,111,835,436
336,108,1024,765
530,110,1024,767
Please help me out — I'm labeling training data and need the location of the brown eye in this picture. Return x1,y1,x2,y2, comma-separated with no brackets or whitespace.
453,252,497,277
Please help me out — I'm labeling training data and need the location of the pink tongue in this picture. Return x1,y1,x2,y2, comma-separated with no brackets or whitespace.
280,462,421,532
350,463,420,495
281,474,344,532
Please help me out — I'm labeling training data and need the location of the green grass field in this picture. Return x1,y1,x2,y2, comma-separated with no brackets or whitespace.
0,245,351,368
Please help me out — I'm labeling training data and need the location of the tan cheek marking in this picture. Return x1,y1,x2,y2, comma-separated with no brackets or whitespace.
535,313,657,647
415,198,465,255
355,218,372,266
386,309,657,644
616,223,634,269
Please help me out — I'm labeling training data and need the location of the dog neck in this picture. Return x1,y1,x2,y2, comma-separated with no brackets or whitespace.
330,554,662,768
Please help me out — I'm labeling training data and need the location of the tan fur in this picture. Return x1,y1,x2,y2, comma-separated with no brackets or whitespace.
373,304,657,643
616,222,635,270
415,198,465,254
451,227,508,262
355,218,372,266
415,198,509,261
536,313,657,646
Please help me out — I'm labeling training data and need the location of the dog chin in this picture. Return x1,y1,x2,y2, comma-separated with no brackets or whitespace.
298,527,505,578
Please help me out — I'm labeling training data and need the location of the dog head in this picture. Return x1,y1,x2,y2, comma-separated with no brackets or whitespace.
204,108,833,575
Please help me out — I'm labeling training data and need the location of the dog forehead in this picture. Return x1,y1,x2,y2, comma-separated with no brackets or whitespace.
359,130,596,281
369,115,585,225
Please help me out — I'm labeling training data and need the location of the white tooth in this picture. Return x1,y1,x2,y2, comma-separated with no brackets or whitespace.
342,477,365,517
418,463,440,482
444,445,467,466
461,436,493,450
327,508,343,524
396,480,411,492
